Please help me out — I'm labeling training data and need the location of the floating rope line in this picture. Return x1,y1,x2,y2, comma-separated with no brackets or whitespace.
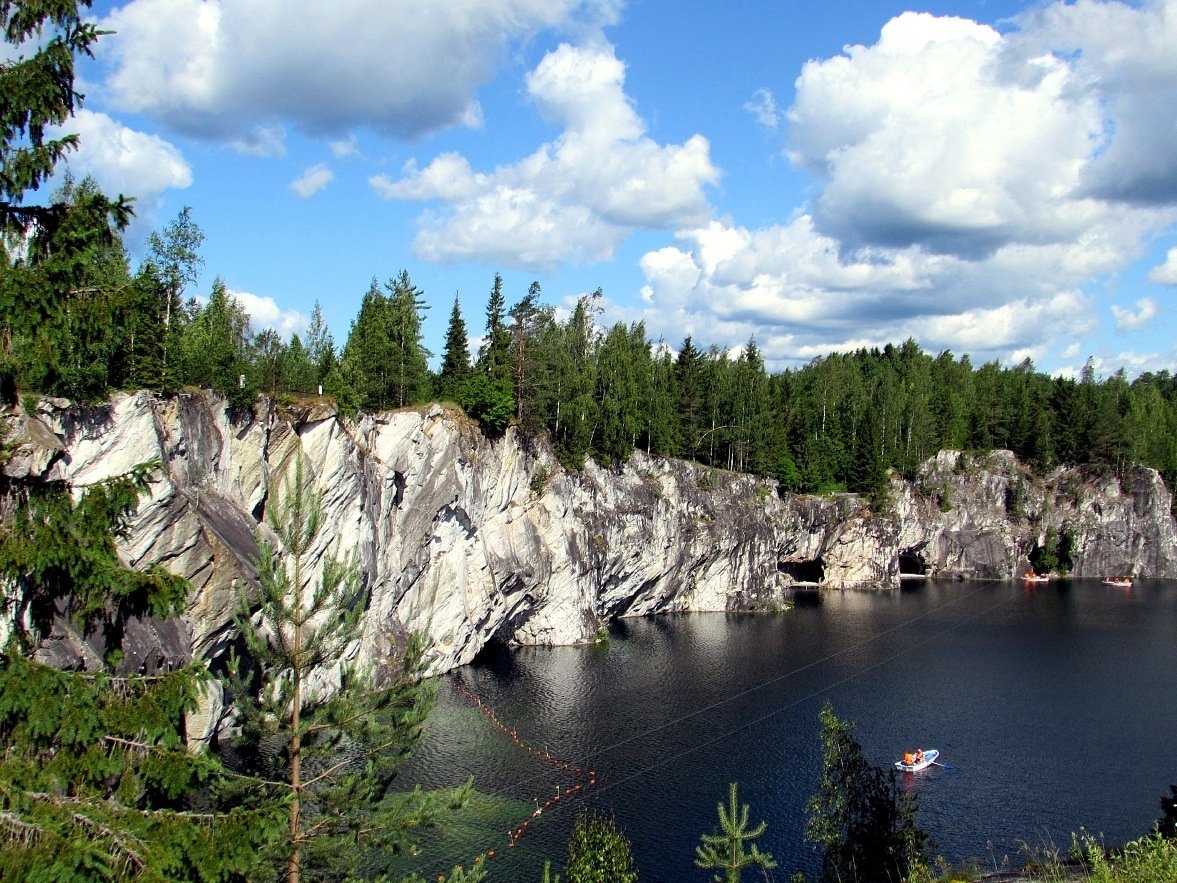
477,579,1004,801
439,579,1026,874
449,679,598,868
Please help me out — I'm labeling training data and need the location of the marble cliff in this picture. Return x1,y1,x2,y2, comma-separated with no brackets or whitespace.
5,391,1175,692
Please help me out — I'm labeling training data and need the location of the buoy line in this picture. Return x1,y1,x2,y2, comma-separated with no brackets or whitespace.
447,679,599,870
481,579,1006,798
438,580,1025,873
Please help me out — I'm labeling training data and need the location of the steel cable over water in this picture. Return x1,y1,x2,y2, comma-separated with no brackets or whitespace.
443,580,1024,871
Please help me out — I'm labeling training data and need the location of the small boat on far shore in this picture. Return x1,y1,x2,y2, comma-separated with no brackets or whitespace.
895,748,939,772
1102,576,1133,588
1022,572,1049,583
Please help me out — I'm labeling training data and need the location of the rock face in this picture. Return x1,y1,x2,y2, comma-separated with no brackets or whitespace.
6,392,1176,680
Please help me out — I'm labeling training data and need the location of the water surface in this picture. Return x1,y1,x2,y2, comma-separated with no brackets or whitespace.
397,579,1177,881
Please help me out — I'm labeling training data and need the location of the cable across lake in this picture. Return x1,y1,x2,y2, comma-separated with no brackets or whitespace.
393,579,1177,881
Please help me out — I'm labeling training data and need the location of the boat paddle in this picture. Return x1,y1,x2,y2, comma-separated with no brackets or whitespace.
930,760,955,770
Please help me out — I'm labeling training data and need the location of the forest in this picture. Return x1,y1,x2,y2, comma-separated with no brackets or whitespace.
5,185,1177,505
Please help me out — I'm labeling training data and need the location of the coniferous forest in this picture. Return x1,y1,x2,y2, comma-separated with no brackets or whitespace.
5,199,1177,503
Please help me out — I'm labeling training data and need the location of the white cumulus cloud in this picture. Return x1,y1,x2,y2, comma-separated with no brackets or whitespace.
230,289,307,340
625,2,1177,372
787,11,1107,257
94,0,618,142
1148,247,1177,285
56,108,192,198
381,41,719,268
290,163,334,199
1110,298,1158,331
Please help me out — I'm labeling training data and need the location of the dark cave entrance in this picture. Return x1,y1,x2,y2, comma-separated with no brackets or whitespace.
779,558,824,584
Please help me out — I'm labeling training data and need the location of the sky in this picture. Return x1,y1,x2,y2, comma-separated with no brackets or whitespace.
46,0,1177,377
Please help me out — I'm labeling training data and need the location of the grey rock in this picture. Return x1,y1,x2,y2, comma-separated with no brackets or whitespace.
7,394,1176,686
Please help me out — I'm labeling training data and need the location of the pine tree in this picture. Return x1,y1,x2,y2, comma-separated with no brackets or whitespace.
224,455,473,883
693,782,776,883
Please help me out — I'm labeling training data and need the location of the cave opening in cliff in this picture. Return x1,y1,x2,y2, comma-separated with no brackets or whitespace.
470,638,516,674
898,551,928,576
779,559,824,584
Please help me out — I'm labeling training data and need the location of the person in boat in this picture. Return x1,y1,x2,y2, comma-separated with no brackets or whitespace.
914,749,924,764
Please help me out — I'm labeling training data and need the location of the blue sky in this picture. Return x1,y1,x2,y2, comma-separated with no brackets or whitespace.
55,0,1177,377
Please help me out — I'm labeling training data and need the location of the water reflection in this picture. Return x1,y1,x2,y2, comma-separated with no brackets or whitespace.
398,580,1177,882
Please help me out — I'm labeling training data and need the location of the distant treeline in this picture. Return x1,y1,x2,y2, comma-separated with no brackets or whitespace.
4,191,1176,500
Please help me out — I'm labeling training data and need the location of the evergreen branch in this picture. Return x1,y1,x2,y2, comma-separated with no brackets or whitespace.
98,736,290,791
10,786,280,822
0,811,41,847
68,810,148,878
298,732,407,791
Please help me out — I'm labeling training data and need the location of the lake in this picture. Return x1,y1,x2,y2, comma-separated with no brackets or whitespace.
395,579,1177,881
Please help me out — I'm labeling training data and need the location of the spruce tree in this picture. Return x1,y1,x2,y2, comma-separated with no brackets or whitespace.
0,462,279,881
478,273,512,384
303,302,336,392
224,455,473,883
436,294,471,404
693,782,776,883
386,270,430,407
675,336,704,461
464,274,514,431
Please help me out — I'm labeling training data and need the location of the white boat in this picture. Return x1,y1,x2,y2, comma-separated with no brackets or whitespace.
895,748,939,772
1023,573,1049,583
1102,577,1132,588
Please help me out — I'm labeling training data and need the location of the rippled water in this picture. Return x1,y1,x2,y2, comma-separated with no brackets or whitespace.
394,580,1177,881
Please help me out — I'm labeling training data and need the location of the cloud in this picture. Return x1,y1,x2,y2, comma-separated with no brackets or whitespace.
230,289,307,340
1148,247,1177,285
1010,0,1177,206
380,42,719,268
231,125,286,158
290,163,334,199
787,12,1112,258
94,0,618,142
612,2,1177,373
330,135,361,159
56,109,192,198
744,89,780,129
52,109,192,244
1110,297,1158,331
632,214,1106,371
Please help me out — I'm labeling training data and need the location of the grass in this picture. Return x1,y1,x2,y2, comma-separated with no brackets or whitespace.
913,830,1177,882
